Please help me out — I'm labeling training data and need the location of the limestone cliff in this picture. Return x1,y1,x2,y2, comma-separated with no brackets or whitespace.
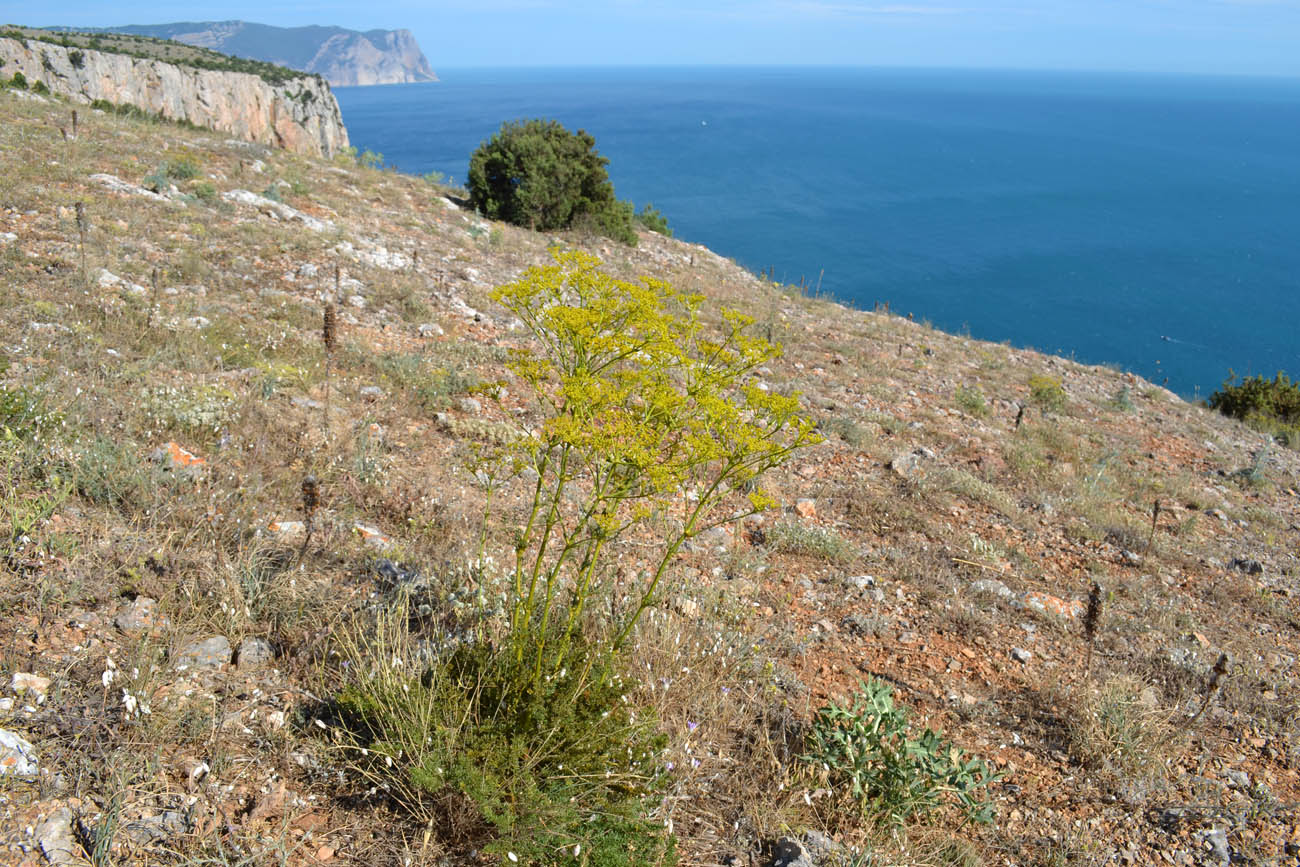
108,22,438,87
0,36,348,157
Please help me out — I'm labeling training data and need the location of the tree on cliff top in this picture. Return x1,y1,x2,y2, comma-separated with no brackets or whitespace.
467,118,637,245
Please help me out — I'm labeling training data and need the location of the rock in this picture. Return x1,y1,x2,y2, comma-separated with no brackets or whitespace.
458,396,483,414
334,239,411,270
267,519,307,542
766,833,845,867
1011,647,1032,664
291,396,324,410
347,294,367,308
115,597,164,634
794,498,816,519
1225,769,1250,789
11,672,50,702
969,578,1014,600
1201,828,1230,864
0,231,16,243
222,189,335,231
354,523,391,548
842,613,881,636
1021,590,1085,619
418,322,444,337
845,574,874,592
0,728,38,776
359,385,385,401
90,172,174,204
184,315,211,329
1229,557,1264,576
237,637,275,669
175,635,232,670
1207,508,1229,522
767,837,812,867
122,810,191,846
297,262,318,278
1120,549,1142,566
36,807,80,865
890,447,935,480
152,441,206,470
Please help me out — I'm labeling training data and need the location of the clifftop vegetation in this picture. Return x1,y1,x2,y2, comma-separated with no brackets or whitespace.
1,25,317,85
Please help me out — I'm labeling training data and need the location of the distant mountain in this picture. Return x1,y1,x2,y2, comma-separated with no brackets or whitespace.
102,21,437,87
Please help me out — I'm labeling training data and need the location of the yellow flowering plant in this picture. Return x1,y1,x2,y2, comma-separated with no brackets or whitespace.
487,249,821,683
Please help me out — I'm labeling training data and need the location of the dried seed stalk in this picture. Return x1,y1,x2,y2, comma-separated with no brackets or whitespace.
1187,652,1229,729
1146,499,1161,552
322,301,337,439
1083,581,1103,677
75,202,87,284
300,475,320,556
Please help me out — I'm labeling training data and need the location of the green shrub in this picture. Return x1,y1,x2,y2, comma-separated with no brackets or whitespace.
334,609,675,866
766,521,855,563
467,119,638,245
9,71,28,90
141,384,238,436
68,49,85,69
1028,374,1066,414
0,385,61,441
955,385,988,417
191,180,216,201
65,436,168,508
634,203,673,237
31,80,49,95
802,678,998,828
1209,372,1300,446
358,148,384,169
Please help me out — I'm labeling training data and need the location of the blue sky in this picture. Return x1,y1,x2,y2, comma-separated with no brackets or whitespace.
9,1,1300,76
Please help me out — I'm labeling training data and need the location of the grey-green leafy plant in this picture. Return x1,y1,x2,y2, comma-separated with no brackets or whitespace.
802,678,999,828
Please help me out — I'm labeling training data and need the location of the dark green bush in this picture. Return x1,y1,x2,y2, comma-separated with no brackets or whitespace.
9,71,28,90
1209,372,1300,446
31,80,49,95
467,118,637,246
68,49,85,69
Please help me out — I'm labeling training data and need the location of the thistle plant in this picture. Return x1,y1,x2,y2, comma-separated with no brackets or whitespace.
485,249,820,687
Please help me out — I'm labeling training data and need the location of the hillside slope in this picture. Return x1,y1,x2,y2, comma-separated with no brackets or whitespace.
105,21,437,87
0,90,1297,866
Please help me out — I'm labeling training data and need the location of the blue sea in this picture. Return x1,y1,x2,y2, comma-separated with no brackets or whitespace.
335,67,1300,399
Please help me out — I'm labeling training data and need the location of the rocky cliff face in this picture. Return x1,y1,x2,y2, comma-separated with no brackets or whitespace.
0,37,349,157
308,29,436,87
109,21,438,87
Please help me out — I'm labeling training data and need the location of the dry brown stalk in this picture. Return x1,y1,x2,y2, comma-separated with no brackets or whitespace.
74,201,87,284
1083,581,1104,677
300,475,320,556
322,301,337,440
1187,652,1229,729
